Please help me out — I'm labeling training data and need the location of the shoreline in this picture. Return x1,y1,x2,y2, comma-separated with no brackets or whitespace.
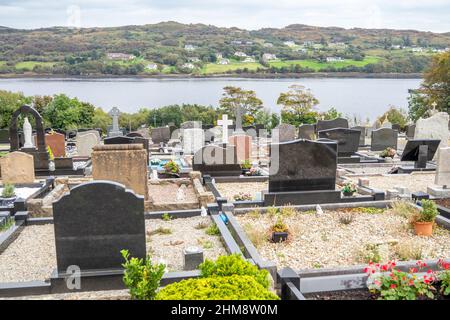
0,72,423,80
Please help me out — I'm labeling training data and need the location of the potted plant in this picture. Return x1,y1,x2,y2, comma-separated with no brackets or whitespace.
380,147,396,159
1,183,16,207
270,215,289,243
47,146,55,171
341,182,357,197
163,160,180,178
412,199,438,236
240,159,252,175
245,167,262,176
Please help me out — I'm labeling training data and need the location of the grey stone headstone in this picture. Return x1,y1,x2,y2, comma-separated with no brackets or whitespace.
151,127,171,144
351,126,366,146
318,128,360,157
298,124,315,140
406,124,415,139
269,139,338,192
181,121,202,129
371,128,398,151
273,123,297,142
316,118,348,132
104,136,150,164
53,181,146,272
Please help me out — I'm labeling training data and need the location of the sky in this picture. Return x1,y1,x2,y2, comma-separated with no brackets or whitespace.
0,0,449,32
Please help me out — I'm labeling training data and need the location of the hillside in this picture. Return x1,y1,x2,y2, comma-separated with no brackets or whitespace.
0,21,449,77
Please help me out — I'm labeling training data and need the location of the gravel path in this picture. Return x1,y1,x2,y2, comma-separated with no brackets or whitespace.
0,225,56,283
349,172,437,192
146,216,226,272
215,182,268,201
236,209,450,270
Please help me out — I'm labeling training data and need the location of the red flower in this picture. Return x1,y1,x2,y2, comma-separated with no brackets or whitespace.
390,284,397,289
381,265,388,271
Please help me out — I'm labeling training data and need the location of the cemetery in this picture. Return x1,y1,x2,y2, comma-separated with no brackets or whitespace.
0,103,449,301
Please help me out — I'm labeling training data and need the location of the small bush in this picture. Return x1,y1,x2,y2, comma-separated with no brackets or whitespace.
199,254,270,289
155,275,279,300
205,223,220,236
413,199,438,223
163,160,180,174
247,209,261,219
270,215,288,233
240,159,252,170
1,183,16,198
121,249,165,300
161,213,172,221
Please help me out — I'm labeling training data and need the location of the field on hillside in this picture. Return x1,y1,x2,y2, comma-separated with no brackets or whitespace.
268,56,380,71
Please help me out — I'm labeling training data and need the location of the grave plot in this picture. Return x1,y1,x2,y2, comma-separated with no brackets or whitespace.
145,216,227,272
233,205,450,271
215,181,268,202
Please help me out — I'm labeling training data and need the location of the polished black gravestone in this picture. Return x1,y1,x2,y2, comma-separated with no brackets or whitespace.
53,181,146,272
151,126,171,144
316,117,349,133
193,145,241,176
371,128,398,151
298,124,315,140
394,139,440,173
318,128,360,157
9,105,49,170
265,139,340,205
127,132,143,138
0,129,9,144
351,126,366,146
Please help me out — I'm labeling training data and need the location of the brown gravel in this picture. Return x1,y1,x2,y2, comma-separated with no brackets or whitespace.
236,208,450,270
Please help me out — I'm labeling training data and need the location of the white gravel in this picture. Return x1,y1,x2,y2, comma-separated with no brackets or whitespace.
236,208,450,270
215,182,268,201
349,172,437,193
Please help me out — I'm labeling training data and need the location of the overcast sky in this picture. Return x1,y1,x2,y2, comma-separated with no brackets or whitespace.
1,0,449,32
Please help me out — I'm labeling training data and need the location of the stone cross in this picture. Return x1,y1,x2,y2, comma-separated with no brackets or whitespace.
108,107,122,137
23,117,34,148
217,114,233,144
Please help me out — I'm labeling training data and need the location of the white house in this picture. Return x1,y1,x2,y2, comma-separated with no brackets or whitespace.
262,53,277,61
326,57,344,62
146,63,158,70
243,56,255,63
106,53,136,60
181,63,195,69
184,44,196,51
188,57,201,63
284,41,296,47
217,58,230,65
234,51,248,58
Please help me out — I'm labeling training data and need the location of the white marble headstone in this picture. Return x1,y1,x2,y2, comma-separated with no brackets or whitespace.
415,112,450,157
435,147,450,187
76,132,99,157
182,128,204,154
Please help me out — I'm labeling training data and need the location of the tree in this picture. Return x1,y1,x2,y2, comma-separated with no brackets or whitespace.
378,106,408,129
321,107,342,120
219,86,263,126
277,85,320,126
0,90,31,128
91,108,111,133
422,51,450,114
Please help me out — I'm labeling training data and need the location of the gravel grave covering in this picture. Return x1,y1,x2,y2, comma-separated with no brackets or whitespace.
349,172,437,193
148,183,199,204
2,290,130,300
236,208,450,270
215,182,268,201
145,216,227,272
0,216,226,283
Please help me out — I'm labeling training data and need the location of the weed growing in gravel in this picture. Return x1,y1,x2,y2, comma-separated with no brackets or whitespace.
338,212,355,225
393,241,423,261
161,213,172,221
391,200,419,220
266,206,279,218
357,243,382,263
147,227,172,236
280,206,296,217
205,223,220,236
195,220,210,229
312,262,323,269
320,232,329,241
248,208,261,219
244,224,267,248
198,239,214,249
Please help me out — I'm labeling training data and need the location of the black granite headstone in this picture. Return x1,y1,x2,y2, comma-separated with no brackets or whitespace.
0,129,9,144
318,128,360,157
351,126,366,146
298,124,316,140
53,181,146,272
316,117,349,132
193,145,241,176
371,128,398,151
127,132,144,138
401,139,440,163
268,139,338,192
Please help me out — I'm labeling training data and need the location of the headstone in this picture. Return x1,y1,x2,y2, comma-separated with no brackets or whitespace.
127,132,143,138
351,126,366,146
392,124,401,132
182,128,204,154
52,181,146,272
0,129,9,144
435,147,450,187
414,112,449,157
316,117,348,132
92,144,149,199
181,121,202,129
136,127,151,139
9,105,49,170
108,107,123,137
381,121,392,129
400,139,440,169
0,151,35,184
371,128,398,151
228,134,251,163
268,139,337,192
151,127,171,144
406,124,415,139
76,133,99,157
298,124,315,140
273,124,296,142
217,114,233,144
35,132,66,158
77,130,101,143
318,128,360,157
193,145,241,176
234,106,244,134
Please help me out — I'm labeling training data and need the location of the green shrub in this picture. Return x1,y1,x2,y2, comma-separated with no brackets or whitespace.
199,254,270,289
155,275,279,300
240,159,252,170
1,183,15,198
414,200,438,223
205,223,220,236
121,249,165,300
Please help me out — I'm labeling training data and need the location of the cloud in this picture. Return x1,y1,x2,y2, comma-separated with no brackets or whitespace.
0,0,449,32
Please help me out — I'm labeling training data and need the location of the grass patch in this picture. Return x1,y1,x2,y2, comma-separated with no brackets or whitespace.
161,213,172,221
205,223,220,236
0,217,14,232
15,61,55,71
201,61,264,74
268,56,380,71
194,220,210,230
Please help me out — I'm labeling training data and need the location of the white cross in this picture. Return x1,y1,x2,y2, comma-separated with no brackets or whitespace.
217,114,233,144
